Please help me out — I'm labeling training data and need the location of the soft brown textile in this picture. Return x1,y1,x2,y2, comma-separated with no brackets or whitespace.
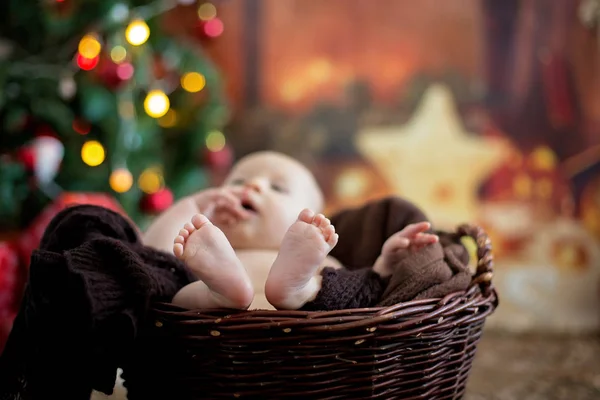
0,205,196,399
302,197,472,310
0,198,472,399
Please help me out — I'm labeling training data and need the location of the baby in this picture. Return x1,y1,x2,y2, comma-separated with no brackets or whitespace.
143,151,438,310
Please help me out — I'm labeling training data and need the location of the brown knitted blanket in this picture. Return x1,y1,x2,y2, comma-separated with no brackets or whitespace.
305,196,472,310
0,197,471,399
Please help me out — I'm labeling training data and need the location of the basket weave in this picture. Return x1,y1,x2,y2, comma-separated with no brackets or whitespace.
128,224,497,399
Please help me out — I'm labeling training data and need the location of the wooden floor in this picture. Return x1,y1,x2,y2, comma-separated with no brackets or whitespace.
465,333,600,400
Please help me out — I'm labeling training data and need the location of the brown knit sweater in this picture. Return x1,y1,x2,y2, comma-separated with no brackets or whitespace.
0,198,471,399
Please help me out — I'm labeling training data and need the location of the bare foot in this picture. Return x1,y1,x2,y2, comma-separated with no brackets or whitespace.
373,221,439,278
265,209,338,310
171,214,253,309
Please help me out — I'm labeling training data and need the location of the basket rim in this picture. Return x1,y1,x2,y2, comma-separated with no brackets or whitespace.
149,223,497,328
149,286,497,335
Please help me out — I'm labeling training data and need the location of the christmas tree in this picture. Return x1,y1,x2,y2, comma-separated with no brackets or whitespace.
0,0,231,231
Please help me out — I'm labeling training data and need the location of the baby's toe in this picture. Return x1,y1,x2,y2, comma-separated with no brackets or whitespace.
178,229,190,240
174,235,185,245
313,213,329,229
327,232,339,247
319,215,331,230
323,224,335,241
184,222,196,233
173,243,184,258
298,209,315,224
191,214,210,229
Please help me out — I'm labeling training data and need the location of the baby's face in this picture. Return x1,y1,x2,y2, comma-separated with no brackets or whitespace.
218,152,323,249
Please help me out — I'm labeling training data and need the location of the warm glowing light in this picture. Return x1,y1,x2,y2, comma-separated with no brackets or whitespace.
308,59,333,84
197,3,217,20
125,19,150,46
513,173,532,199
109,168,133,193
117,63,134,80
206,130,225,152
110,46,127,63
138,167,164,194
158,109,178,128
530,146,557,171
78,35,102,59
203,18,224,37
81,140,105,167
143,90,170,118
281,81,303,103
76,54,100,71
335,169,369,199
181,72,206,93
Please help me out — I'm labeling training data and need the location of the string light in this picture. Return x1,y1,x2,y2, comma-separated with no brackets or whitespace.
78,35,102,59
144,90,170,118
76,54,100,70
203,18,224,38
109,168,133,193
125,19,150,46
81,140,105,167
206,130,225,152
116,63,134,80
198,3,217,20
138,167,164,194
530,146,557,171
158,109,178,128
110,46,127,63
181,72,206,93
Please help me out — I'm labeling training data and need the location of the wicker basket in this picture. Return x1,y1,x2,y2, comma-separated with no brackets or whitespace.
127,224,497,399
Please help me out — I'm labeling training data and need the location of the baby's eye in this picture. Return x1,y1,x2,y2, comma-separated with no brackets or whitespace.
230,179,245,186
271,183,288,193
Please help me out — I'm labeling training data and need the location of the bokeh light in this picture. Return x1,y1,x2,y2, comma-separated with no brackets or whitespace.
206,130,226,152
81,140,105,166
125,19,150,46
181,72,206,93
144,90,170,118
109,168,133,193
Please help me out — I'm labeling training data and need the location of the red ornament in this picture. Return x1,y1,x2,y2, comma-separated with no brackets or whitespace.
205,145,233,170
16,147,36,171
35,124,58,139
72,119,91,135
76,53,100,71
203,18,224,38
140,188,174,214
0,241,20,316
98,60,134,89
0,241,21,352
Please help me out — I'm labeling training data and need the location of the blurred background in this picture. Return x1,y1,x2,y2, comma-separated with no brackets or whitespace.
1,0,599,397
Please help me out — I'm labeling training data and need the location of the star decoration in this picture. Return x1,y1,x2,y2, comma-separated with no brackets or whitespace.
356,84,508,228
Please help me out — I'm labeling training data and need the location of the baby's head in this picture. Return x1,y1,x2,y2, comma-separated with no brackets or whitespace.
218,151,323,249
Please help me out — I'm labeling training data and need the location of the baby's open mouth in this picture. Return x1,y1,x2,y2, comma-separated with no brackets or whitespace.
241,200,258,213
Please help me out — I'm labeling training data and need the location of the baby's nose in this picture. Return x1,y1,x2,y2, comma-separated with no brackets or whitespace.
245,179,266,193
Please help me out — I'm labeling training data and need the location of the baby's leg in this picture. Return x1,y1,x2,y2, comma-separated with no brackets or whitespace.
373,222,439,278
265,209,338,310
171,214,254,310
